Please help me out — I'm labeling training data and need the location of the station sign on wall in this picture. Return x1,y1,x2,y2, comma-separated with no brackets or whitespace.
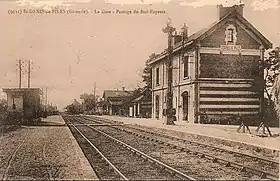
220,45,242,52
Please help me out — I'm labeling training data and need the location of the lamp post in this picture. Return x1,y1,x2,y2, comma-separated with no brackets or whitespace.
162,19,176,125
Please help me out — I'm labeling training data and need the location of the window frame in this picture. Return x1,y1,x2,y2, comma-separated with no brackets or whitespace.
183,56,189,79
155,67,160,86
227,28,234,43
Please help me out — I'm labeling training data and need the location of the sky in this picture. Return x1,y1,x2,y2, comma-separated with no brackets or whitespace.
0,0,280,110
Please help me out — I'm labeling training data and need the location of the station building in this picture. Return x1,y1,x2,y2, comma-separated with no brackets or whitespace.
102,88,133,116
3,88,43,120
149,4,272,123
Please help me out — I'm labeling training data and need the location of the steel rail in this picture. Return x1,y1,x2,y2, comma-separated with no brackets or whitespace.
72,124,124,126
72,116,196,180
118,127,279,180
67,121,128,180
89,115,279,165
83,123,196,181
83,116,279,180
127,125,279,164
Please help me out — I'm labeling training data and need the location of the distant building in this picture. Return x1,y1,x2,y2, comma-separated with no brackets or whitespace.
102,87,133,116
149,4,272,124
130,88,152,118
3,88,43,120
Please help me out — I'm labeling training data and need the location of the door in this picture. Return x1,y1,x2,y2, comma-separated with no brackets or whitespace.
182,92,188,121
155,95,160,119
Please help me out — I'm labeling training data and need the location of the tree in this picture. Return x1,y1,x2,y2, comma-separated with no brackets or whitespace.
142,53,157,89
268,47,280,126
253,46,280,128
0,99,7,122
80,93,99,112
65,99,83,114
264,47,280,99
0,99,7,113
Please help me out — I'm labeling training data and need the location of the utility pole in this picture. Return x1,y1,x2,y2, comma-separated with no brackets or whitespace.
17,60,22,89
28,60,31,88
276,47,280,129
180,23,188,122
162,19,176,125
45,86,48,111
93,82,96,113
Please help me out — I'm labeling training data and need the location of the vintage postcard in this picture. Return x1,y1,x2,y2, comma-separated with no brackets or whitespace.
0,0,279,180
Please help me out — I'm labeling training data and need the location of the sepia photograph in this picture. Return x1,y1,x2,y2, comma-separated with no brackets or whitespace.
0,0,280,180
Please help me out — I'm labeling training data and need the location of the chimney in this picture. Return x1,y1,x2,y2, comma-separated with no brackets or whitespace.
217,4,244,20
174,34,182,45
122,87,125,91
181,23,188,41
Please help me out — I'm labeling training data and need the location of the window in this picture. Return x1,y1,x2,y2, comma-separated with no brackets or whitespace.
156,67,160,86
165,64,168,85
227,29,234,42
12,98,16,110
164,63,167,85
183,56,189,78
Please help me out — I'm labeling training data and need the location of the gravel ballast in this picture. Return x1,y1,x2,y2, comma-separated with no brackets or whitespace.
0,116,97,180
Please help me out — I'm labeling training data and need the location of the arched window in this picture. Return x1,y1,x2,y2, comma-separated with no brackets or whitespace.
183,56,189,78
181,91,189,121
155,95,160,119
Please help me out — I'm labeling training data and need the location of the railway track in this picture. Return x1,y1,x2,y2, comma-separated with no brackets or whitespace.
64,115,196,180
80,115,279,180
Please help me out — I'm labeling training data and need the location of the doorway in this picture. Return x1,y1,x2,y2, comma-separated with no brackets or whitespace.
182,91,188,121
155,95,160,119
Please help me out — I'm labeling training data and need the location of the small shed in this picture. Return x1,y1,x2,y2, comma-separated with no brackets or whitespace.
3,88,43,120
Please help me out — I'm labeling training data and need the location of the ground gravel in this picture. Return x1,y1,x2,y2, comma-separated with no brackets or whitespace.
0,117,97,180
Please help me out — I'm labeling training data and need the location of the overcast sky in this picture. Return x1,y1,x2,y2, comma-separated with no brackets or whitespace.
0,0,280,110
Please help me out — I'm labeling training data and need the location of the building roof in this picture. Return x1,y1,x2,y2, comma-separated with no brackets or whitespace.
102,90,133,99
2,88,43,95
149,10,273,65
131,88,152,103
108,100,123,106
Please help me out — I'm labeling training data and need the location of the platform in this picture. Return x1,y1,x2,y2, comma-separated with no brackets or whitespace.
0,115,98,180
96,115,280,151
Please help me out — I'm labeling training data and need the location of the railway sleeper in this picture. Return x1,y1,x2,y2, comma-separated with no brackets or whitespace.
147,158,154,164
142,157,149,162
199,154,205,158
259,172,267,179
212,158,218,163
82,117,278,180
225,162,231,167
240,167,246,172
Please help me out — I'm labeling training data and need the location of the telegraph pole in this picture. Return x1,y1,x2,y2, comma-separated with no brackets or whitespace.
28,60,31,88
17,60,22,89
162,19,176,125
45,86,48,110
93,82,96,113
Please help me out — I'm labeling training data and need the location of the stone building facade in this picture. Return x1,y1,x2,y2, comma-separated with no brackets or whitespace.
150,4,272,124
